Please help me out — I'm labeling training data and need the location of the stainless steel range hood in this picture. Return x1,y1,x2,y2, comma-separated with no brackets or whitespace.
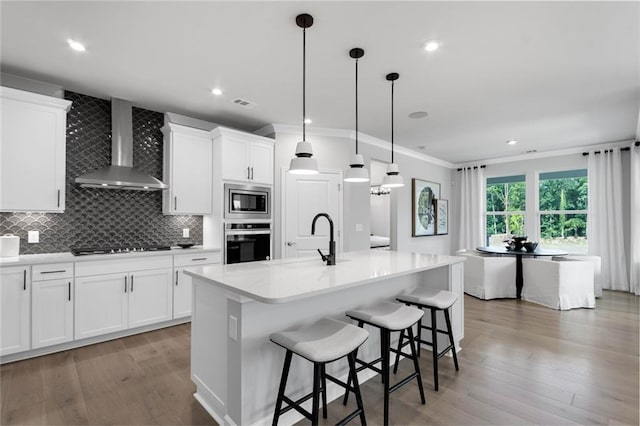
75,98,168,191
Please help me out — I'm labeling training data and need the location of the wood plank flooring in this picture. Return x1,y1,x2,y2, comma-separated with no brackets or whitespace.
1,290,638,425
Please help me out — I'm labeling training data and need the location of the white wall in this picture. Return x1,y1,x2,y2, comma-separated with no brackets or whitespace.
265,125,453,258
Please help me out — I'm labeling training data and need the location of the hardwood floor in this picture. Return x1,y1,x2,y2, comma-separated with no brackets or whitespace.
1,290,638,425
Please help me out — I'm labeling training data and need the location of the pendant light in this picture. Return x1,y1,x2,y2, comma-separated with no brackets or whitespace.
381,72,404,188
344,48,369,183
289,13,319,175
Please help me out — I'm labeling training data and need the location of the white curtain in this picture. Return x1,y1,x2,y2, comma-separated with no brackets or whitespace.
458,166,485,250
587,148,629,291
630,143,640,295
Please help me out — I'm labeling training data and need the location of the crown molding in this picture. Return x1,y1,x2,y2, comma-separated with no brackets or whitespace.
453,139,636,168
255,123,455,169
0,86,72,111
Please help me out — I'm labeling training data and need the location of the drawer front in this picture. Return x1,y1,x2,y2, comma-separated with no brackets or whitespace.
75,255,172,277
32,263,73,281
174,252,221,267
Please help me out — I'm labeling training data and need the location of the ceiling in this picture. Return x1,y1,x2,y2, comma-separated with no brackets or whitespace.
1,1,638,164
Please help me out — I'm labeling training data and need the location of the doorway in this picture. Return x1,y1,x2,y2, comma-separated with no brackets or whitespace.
369,160,392,250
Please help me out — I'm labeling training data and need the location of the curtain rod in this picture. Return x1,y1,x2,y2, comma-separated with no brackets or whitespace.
457,165,486,171
582,147,631,156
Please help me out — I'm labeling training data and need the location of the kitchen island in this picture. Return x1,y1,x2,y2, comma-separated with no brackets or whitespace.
185,250,465,426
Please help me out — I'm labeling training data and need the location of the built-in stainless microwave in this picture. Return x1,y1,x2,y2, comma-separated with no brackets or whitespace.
224,183,271,220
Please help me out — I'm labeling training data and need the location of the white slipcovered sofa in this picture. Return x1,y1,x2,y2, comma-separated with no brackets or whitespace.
522,258,595,310
456,249,517,299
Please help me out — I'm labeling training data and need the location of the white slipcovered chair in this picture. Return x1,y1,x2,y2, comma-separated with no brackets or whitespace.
522,258,595,310
456,249,517,299
554,255,602,297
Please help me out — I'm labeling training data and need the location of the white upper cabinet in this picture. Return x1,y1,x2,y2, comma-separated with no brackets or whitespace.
162,123,212,214
0,87,72,212
212,127,274,185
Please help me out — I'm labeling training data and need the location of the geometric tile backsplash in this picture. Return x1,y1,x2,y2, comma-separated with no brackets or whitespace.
0,91,203,254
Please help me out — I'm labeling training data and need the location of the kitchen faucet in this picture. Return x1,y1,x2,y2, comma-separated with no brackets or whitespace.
311,213,336,266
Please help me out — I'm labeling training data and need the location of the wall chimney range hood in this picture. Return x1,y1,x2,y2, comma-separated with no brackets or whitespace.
75,98,168,191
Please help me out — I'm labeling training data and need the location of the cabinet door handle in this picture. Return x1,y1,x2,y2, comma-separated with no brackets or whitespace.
174,196,178,210
251,167,254,180
192,257,207,261
175,270,179,286
247,166,250,180
125,275,128,293
40,270,66,274
68,282,71,301
23,269,26,290
57,190,60,208
130,275,134,293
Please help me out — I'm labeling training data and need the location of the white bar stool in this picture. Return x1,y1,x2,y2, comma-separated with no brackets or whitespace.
270,317,369,426
343,301,426,426
395,288,459,391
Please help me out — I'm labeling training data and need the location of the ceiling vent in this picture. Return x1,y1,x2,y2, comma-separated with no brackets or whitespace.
232,97,258,110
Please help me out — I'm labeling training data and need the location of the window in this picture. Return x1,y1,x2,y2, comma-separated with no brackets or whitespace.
486,175,526,246
538,169,588,253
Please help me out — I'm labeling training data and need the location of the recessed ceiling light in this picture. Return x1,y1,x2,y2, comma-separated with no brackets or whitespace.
67,39,86,52
506,139,518,145
211,88,223,96
409,111,428,119
304,118,312,124
424,40,440,52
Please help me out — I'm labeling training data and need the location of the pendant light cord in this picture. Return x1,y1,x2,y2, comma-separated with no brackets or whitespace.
355,58,359,154
302,26,306,142
391,79,395,163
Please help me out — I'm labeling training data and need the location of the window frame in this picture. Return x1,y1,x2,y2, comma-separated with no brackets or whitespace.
535,168,588,253
484,173,527,246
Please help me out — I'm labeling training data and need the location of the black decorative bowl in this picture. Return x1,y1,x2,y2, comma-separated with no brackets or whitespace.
177,242,195,249
523,241,538,252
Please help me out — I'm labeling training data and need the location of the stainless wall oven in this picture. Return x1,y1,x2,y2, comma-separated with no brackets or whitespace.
225,223,271,264
224,183,271,220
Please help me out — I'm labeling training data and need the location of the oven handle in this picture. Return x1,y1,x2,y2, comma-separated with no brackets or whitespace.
225,230,271,236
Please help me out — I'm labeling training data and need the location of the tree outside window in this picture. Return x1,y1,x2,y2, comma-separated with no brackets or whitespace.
538,169,588,253
486,175,526,246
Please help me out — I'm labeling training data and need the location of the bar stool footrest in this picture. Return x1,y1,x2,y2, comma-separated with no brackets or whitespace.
388,372,420,394
280,394,313,419
355,357,383,375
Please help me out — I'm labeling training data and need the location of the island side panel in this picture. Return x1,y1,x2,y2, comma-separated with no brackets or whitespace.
191,279,229,424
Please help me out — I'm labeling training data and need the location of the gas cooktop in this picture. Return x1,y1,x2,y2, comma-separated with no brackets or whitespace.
70,245,172,256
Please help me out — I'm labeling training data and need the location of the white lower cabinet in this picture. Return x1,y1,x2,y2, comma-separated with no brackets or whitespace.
0,266,30,356
74,256,174,340
75,273,129,339
173,252,221,318
128,269,173,328
31,262,74,349
75,268,173,340
32,278,74,348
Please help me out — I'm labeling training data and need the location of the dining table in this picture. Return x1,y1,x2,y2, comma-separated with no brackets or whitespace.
476,246,568,299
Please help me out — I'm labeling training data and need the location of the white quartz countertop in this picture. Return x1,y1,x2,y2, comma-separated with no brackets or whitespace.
0,246,221,266
185,250,465,304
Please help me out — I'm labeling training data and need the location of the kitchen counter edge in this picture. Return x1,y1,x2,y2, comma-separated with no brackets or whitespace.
0,246,222,267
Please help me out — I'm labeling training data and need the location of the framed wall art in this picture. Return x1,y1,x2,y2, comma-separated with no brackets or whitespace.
435,199,448,235
412,178,441,237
